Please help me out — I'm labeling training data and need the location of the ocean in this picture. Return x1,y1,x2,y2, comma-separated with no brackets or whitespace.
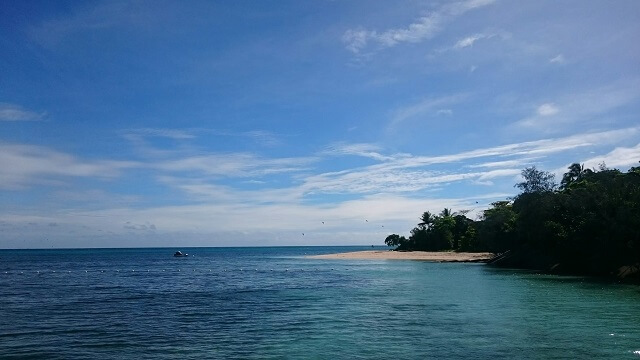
1,246,639,359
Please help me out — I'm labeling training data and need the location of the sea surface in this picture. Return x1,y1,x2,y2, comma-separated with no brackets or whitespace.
1,246,639,359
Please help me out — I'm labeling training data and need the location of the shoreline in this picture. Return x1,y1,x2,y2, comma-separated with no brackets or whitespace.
307,250,495,262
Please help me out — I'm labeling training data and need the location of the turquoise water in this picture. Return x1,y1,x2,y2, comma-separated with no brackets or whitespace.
1,247,639,359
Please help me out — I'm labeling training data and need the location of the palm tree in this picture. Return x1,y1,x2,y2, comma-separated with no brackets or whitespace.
418,211,435,230
561,163,592,189
440,208,452,217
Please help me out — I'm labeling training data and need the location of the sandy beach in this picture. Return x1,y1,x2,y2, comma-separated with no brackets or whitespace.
307,250,495,262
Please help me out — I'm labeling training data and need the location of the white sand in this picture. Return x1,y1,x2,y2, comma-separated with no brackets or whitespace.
307,250,494,262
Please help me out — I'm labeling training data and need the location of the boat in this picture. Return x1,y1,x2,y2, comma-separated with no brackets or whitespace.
173,251,189,257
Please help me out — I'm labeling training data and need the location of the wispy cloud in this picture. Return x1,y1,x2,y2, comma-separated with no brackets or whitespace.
321,143,397,161
299,127,638,195
552,143,640,179
513,79,640,132
155,153,316,178
453,33,494,49
3,127,638,247
468,158,542,169
389,94,467,128
158,176,304,204
581,143,640,170
123,128,284,158
431,31,505,55
342,0,495,55
536,103,559,116
0,143,137,189
140,128,631,210
549,54,565,64
0,103,45,122
4,193,496,245
301,167,522,195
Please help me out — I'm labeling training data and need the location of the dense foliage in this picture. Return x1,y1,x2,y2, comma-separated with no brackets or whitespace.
385,163,640,278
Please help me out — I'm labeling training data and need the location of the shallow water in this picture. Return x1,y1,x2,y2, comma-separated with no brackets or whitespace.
1,247,639,359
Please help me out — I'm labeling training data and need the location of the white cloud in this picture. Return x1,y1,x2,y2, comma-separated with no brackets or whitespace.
4,127,637,247
581,143,640,170
537,103,559,116
321,143,396,161
469,158,541,169
143,129,621,206
343,0,495,54
299,127,637,195
7,125,629,195
375,14,442,47
155,153,316,178
549,54,565,64
552,143,640,179
0,143,137,189
454,33,489,49
513,79,640,132
157,176,304,204
395,128,635,168
302,168,476,194
342,29,374,54
477,168,522,181
390,94,467,127
0,103,45,121
123,128,284,159
447,0,496,15
0,191,508,247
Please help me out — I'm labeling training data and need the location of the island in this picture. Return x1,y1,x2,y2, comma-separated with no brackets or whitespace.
313,162,640,282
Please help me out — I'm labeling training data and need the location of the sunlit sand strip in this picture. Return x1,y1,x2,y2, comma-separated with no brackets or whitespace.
307,250,495,262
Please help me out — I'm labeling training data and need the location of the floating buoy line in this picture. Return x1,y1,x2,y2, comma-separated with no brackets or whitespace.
0,267,349,276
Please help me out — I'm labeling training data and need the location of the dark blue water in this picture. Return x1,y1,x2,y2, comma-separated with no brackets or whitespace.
1,247,639,359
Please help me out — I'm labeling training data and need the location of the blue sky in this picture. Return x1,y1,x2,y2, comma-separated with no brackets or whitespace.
1,0,639,248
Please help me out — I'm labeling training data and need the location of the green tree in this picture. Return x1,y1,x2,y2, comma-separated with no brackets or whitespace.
385,234,408,248
516,166,556,193
433,213,456,250
418,211,435,230
477,201,517,253
458,226,477,251
452,213,473,250
440,208,452,217
560,163,592,190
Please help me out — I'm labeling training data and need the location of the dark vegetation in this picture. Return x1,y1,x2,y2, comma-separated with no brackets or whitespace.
385,162,640,280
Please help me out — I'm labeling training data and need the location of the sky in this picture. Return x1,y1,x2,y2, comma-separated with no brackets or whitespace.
1,0,639,248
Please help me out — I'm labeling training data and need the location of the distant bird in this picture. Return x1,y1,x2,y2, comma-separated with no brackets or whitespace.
475,201,478,204
381,225,384,228
365,219,368,222
322,221,324,224
302,233,305,236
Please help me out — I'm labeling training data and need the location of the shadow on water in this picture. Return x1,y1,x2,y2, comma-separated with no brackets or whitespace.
483,265,640,288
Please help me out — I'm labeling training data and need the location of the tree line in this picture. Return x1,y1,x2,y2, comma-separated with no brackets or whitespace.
385,162,640,278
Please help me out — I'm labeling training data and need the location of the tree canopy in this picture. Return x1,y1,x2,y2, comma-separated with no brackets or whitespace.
384,162,640,280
